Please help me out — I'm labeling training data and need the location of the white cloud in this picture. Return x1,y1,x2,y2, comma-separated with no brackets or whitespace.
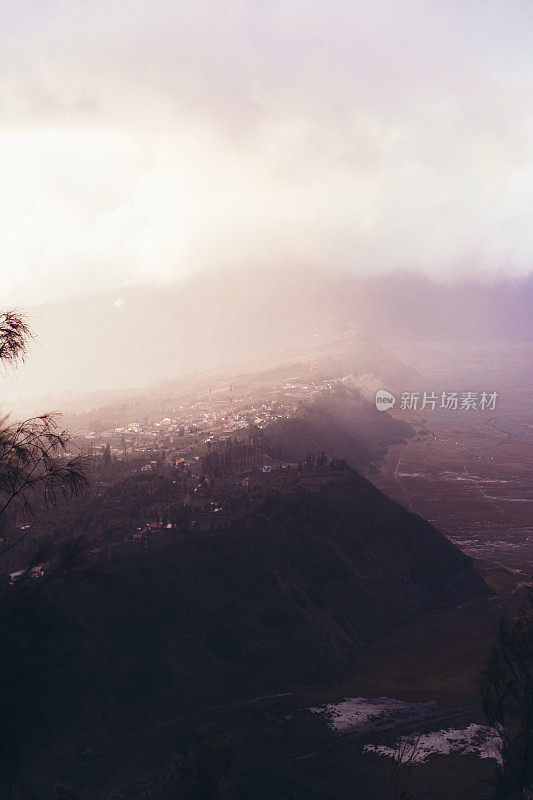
0,0,532,304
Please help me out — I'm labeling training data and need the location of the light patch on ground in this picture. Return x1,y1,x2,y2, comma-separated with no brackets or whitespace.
364,724,502,764
309,697,438,734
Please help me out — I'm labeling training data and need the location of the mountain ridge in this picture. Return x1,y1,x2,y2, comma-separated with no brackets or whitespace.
4,266,531,404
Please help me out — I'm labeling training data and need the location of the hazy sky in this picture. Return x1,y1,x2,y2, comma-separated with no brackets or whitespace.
2,0,533,305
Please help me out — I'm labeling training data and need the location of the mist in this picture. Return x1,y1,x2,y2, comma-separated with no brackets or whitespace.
2,0,533,307
2,266,531,406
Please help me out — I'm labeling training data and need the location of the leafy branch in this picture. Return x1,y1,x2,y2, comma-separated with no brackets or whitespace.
0,311,33,370
0,414,89,549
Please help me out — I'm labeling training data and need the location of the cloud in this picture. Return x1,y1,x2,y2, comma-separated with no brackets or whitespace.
0,0,532,304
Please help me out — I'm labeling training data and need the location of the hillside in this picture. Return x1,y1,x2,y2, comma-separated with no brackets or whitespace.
82,473,488,695
5,266,532,407
93,474,487,688
9,328,417,446
26,469,490,797
260,383,414,469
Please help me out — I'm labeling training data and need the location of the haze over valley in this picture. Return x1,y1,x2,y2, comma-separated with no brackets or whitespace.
3,266,531,407
1,1,533,799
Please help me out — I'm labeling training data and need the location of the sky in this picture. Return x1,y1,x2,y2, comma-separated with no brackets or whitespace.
1,0,533,306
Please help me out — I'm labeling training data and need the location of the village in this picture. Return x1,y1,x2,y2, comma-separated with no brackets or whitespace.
75,375,344,479
3,376,350,577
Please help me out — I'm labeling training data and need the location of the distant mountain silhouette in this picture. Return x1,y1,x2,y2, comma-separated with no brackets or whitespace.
5,265,531,404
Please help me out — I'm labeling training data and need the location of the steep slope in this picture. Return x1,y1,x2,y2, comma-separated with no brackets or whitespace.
68,472,489,706
8,265,531,405
10,327,416,426
27,470,490,797
261,383,414,469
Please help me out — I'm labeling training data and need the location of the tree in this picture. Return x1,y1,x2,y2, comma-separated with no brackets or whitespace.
477,588,533,799
0,310,32,370
389,734,421,800
0,413,88,538
0,311,90,797
0,312,87,547
103,442,112,466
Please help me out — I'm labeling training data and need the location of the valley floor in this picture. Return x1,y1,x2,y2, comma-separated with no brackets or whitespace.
369,408,533,567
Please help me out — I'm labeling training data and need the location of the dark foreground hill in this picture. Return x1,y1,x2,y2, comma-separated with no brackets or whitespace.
69,471,488,705
27,469,490,797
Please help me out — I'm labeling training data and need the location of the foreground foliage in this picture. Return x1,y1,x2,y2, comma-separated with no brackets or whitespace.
477,588,533,799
